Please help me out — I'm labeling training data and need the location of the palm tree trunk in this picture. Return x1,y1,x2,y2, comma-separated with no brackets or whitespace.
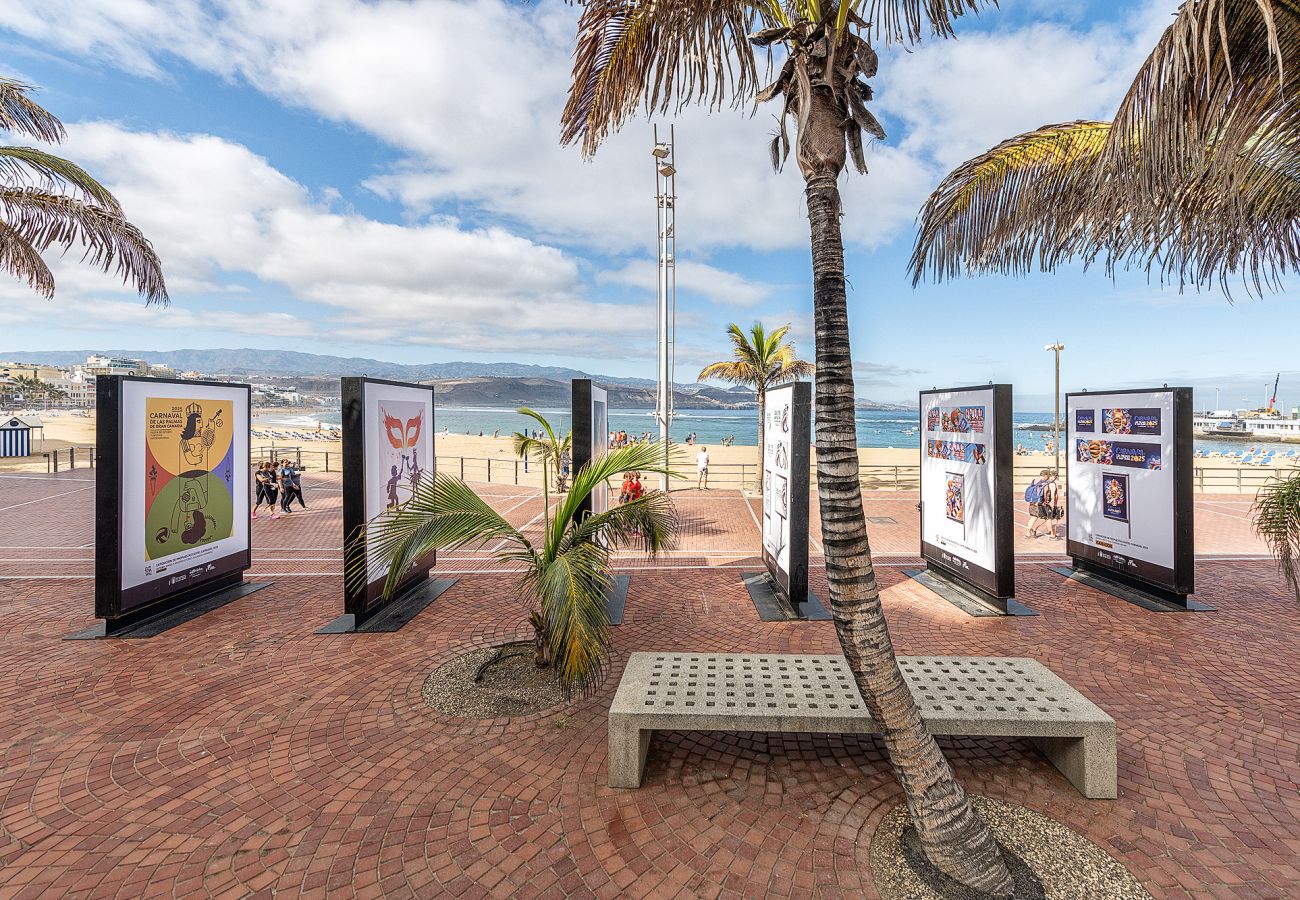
804,172,1013,895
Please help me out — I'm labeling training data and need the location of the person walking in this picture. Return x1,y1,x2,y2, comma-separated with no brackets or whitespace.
1042,472,1063,541
278,459,296,514
286,459,307,510
252,461,280,520
1025,469,1052,538
696,446,710,490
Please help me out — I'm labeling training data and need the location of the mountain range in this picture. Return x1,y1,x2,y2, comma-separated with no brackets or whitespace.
6,348,915,410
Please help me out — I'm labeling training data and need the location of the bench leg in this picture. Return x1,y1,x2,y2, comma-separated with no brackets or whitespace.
1032,727,1117,799
608,717,652,789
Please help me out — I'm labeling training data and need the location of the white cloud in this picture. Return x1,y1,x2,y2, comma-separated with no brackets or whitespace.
0,0,1185,278
598,259,777,308
0,122,653,353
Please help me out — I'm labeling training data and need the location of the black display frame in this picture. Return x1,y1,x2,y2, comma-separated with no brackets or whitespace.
917,384,1016,604
341,376,439,624
762,380,811,609
1065,386,1195,601
95,375,253,630
571,378,609,521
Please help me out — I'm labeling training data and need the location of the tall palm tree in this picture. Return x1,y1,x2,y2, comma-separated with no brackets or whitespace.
910,0,1298,296
562,1,1012,891
0,78,167,302
368,434,678,692
698,321,813,485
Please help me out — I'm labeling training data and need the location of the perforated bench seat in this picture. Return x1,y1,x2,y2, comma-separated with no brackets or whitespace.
608,653,1116,799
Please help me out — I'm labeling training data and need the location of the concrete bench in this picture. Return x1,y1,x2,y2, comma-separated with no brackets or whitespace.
608,653,1116,799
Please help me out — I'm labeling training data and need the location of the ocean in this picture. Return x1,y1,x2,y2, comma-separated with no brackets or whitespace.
258,406,1253,454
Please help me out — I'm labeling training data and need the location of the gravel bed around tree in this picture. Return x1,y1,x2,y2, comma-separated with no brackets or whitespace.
422,643,575,719
870,796,1152,900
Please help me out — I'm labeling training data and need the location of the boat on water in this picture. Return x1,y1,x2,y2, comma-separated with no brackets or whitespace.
1193,408,1300,442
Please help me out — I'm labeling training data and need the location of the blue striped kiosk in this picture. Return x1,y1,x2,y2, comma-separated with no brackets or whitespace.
0,416,33,457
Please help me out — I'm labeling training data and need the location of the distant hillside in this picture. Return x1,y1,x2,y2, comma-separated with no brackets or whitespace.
8,348,914,409
10,348,659,387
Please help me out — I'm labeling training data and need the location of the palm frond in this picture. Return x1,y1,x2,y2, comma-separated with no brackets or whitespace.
528,537,612,694
697,359,754,384
909,121,1111,284
362,473,532,599
698,319,814,390
0,220,54,297
0,188,169,303
0,147,122,211
571,488,679,555
1253,469,1300,602
562,0,764,156
549,440,679,548
0,79,65,144
858,0,996,44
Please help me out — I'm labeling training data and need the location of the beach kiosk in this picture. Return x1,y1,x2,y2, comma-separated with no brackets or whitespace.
0,416,34,457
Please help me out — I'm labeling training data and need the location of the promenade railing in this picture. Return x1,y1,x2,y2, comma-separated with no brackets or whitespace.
15,444,1295,497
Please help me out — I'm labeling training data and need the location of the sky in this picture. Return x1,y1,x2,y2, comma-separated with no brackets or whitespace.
0,0,1295,410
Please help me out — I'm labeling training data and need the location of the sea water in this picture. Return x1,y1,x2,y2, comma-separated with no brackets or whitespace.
258,406,1260,455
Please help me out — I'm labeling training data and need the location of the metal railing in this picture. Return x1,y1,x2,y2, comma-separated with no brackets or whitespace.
15,445,1298,496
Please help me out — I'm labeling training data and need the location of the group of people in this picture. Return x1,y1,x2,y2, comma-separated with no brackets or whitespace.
251,459,308,520
1025,468,1062,539
618,471,645,504
608,430,655,448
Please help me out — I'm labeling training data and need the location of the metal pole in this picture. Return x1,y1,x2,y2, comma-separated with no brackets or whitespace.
1045,341,1065,481
653,125,676,492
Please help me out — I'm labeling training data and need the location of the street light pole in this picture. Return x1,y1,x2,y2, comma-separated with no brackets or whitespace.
653,126,677,492
1044,341,1065,480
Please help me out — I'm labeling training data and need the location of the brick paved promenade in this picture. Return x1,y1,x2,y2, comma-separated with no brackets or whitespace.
0,470,1296,898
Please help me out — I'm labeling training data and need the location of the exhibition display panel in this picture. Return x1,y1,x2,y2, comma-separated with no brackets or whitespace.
1065,387,1195,602
917,384,1017,610
572,379,609,519
335,376,443,630
93,375,256,633
761,381,811,610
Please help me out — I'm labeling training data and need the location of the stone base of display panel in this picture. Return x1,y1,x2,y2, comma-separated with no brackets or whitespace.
318,577,458,633
67,579,270,640
1050,565,1214,612
741,572,831,621
906,568,1036,617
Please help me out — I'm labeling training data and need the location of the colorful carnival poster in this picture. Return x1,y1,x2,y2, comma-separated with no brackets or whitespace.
112,379,251,615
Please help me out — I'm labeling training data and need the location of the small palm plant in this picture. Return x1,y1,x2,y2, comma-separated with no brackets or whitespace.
367,423,678,693
1253,471,1300,603
513,407,573,494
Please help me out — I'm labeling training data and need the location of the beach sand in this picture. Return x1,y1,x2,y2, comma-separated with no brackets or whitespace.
8,409,1295,491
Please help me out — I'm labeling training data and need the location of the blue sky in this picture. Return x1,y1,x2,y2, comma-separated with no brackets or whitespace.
0,0,1295,410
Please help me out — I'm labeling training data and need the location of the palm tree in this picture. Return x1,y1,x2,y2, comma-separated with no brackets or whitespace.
562,1,1012,891
0,77,167,302
1253,472,1300,603
513,407,574,494
367,423,679,692
698,322,813,486
910,0,1298,295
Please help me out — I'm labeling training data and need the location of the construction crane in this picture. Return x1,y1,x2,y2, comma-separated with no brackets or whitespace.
1268,372,1280,413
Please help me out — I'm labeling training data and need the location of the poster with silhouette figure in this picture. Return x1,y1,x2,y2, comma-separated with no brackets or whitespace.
342,377,437,615
102,378,251,617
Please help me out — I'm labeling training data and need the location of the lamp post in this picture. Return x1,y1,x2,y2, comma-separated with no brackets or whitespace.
1044,342,1065,480
653,126,676,492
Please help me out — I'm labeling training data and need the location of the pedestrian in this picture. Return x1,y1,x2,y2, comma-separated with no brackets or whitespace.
696,446,710,490
251,461,280,520
287,459,308,509
619,473,632,504
1025,469,1052,538
1043,471,1063,540
559,449,571,492
630,471,644,501
278,459,295,514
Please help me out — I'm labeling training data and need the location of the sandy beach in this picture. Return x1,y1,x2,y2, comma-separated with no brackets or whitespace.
7,408,1295,493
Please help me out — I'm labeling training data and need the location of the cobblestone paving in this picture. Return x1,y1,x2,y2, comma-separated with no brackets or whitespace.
0,472,1297,898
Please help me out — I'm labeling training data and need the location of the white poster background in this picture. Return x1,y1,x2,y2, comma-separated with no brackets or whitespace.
762,384,795,580
1067,390,1176,570
363,381,435,587
120,381,249,591
920,387,996,575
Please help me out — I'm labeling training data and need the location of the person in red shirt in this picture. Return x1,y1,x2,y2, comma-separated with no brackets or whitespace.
629,472,644,502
